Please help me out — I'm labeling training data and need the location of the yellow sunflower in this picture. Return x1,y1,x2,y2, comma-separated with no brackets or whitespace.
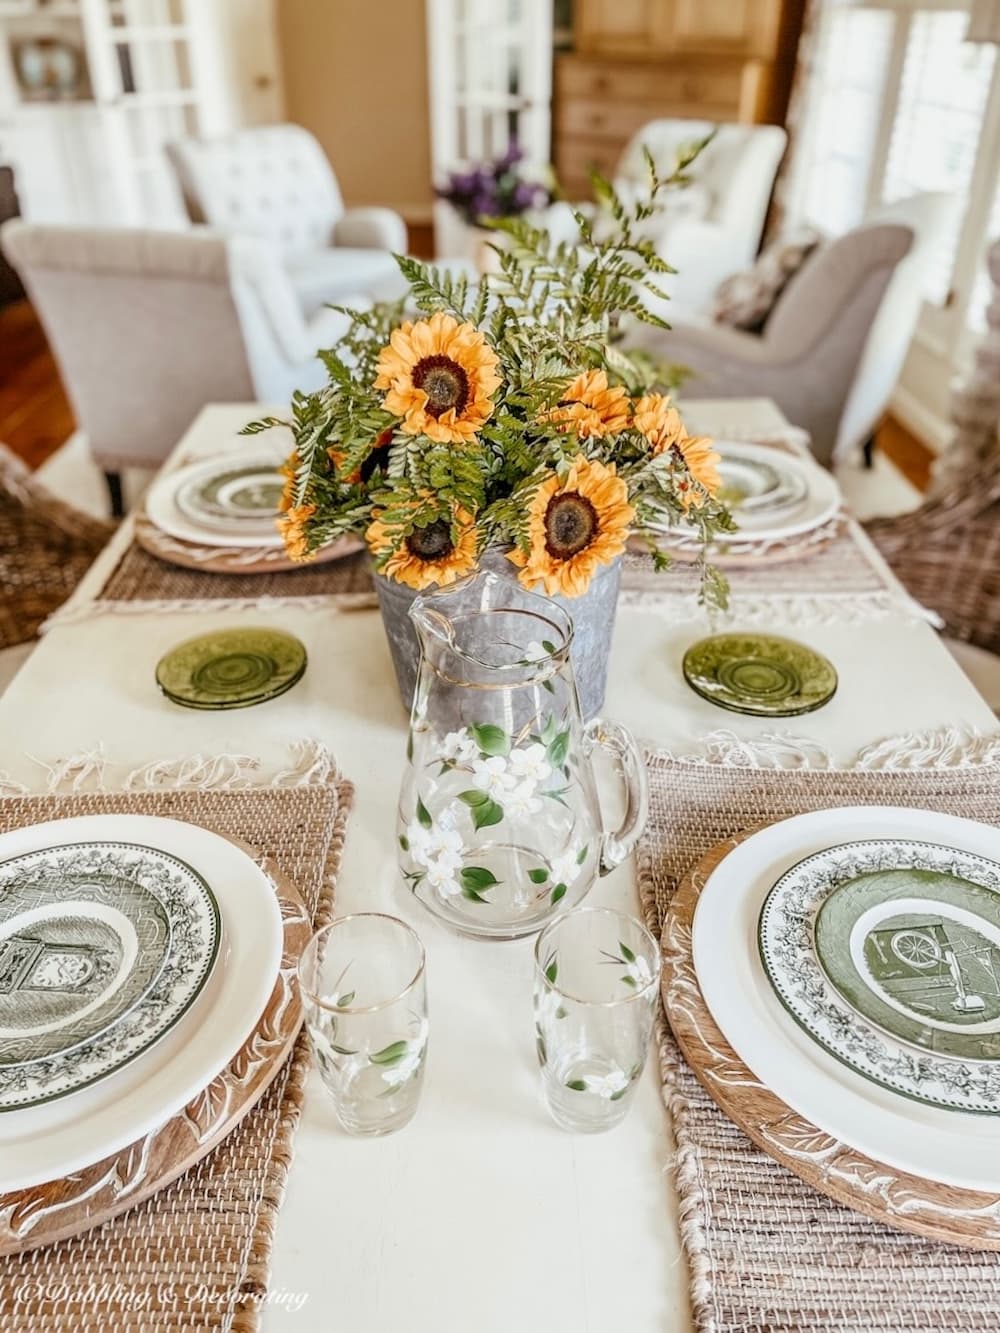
633,394,686,454
367,504,479,591
374,312,501,444
277,503,316,562
509,456,634,598
676,431,722,504
544,369,631,439
277,452,299,514
633,392,720,505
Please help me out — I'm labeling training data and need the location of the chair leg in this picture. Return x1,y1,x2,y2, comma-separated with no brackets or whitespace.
103,470,125,518
862,435,876,470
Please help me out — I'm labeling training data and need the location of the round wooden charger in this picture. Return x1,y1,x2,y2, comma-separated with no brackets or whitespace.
0,843,311,1256
643,514,843,569
134,510,362,574
662,832,1000,1250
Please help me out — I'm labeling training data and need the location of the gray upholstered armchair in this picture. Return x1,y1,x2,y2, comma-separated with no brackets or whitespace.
1,221,366,515
167,124,409,317
632,192,955,466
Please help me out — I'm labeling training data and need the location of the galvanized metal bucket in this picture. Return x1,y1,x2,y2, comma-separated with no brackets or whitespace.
373,547,622,721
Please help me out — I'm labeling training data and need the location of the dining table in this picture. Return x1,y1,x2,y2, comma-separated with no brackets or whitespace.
1,397,997,1332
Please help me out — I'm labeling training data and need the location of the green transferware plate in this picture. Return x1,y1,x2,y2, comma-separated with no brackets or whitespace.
682,632,837,717
815,861,1000,1061
759,838,1000,1115
156,628,307,710
176,464,284,525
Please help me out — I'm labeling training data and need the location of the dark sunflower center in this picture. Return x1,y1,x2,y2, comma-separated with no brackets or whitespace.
544,492,598,559
412,355,470,418
406,519,454,561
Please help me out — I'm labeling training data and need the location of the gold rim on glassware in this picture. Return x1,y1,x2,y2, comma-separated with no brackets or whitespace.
533,906,660,1008
297,912,426,1016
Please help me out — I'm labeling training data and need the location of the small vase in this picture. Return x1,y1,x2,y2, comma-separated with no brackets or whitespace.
374,548,622,721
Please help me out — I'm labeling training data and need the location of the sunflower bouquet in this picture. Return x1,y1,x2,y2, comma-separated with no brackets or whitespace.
245,148,734,605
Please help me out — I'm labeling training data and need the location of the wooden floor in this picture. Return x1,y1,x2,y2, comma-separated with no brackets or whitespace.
0,270,934,490
0,299,75,469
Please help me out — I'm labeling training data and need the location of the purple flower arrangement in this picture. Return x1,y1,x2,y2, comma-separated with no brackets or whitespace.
436,143,553,227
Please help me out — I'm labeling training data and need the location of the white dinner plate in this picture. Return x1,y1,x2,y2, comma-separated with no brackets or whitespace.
691,806,1000,1191
0,815,283,1192
145,454,287,549
653,441,842,547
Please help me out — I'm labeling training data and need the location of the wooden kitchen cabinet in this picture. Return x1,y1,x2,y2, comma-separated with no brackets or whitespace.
555,0,796,197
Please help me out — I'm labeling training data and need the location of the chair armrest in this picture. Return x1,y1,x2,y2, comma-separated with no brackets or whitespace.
333,207,407,253
629,318,782,399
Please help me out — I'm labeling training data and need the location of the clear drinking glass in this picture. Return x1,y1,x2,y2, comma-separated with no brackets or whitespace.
298,914,428,1136
533,907,659,1133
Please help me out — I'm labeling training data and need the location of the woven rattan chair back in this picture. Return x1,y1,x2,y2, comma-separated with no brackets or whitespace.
0,443,114,649
866,451,1000,654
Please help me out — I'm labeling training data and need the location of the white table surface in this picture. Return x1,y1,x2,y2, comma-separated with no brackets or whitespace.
2,401,997,1331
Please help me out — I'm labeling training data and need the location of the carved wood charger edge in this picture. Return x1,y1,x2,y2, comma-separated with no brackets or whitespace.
134,511,363,574
662,830,1000,1250
0,836,310,1256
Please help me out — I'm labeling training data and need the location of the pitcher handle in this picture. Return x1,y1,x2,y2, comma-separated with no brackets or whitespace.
583,717,649,875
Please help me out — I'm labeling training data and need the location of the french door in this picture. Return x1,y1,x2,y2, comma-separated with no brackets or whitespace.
78,0,211,225
426,0,554,257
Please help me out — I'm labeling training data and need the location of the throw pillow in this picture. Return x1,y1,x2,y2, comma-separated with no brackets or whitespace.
711,226,824,333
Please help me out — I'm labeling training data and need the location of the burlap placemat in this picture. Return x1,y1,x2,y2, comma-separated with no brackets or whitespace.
637,752,1000,1333
98,541,375,606
0,778,353,1332
621,520,889,600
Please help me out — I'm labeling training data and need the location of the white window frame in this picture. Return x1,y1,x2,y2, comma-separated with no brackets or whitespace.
790,0,1000,371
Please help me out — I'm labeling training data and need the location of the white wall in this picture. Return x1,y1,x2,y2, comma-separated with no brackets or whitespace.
276,0,435,220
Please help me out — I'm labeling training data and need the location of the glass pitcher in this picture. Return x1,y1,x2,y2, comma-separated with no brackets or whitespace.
396,571,648,940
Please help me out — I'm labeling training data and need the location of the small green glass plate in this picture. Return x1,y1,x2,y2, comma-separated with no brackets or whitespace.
682,632,837,717
156,628,307,710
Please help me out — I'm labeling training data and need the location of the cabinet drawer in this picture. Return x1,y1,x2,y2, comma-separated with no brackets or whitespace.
558,64,745,117
555,135,622,188
557,58,664,103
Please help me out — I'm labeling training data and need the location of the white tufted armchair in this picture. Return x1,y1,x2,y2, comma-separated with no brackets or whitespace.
547,120,787,322
2,220,369,514
166,124,409,318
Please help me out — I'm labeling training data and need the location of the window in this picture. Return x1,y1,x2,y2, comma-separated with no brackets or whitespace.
790,1,1000,327
967,180,1000,330
796,8,894,235
880,10,995,303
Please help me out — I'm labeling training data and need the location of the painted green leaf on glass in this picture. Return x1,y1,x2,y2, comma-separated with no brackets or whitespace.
551,883,567,904
457,790,504,829
461,866,499,893
416,796,432,830
528,868,549,884
547,730,570,768
369,1040,410,1066
472,723,509,757
566,1078,587,1092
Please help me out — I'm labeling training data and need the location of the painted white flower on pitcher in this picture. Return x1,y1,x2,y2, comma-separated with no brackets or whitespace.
471,756,517,799
507,782,543,817
424,859,461,898
439,730,479,764
407,820,463,870
550,847,584,887
508,742,552,785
